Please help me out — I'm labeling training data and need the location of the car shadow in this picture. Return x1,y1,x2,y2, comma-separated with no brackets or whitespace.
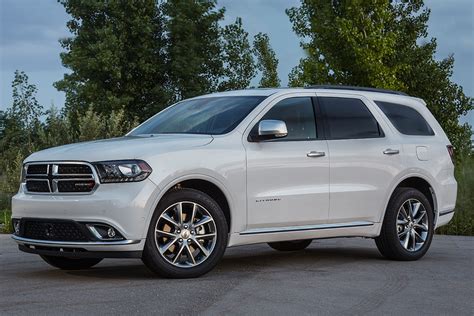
61,243,383,280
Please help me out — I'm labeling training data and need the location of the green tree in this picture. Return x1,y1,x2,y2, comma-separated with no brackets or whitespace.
253,32,280,88
0,71,44,195
219,17,256,91
287,0,472,156
164,0,224,100
55,0,169,122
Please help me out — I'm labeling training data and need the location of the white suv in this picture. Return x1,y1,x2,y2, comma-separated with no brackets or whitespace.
12,86,457,278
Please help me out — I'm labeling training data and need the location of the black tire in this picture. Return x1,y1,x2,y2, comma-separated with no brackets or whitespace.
268,239,312,251
40,256,102,270
375,187,434,261
142,188,228,278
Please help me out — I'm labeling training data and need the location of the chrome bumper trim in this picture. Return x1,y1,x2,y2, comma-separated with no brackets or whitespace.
11,235,141,247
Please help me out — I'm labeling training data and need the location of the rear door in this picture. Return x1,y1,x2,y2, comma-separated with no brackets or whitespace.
317,93,404,224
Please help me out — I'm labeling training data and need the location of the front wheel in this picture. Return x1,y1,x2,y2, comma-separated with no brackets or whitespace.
40,256,102,270
375,188,434,261
268,239,312,251
142,188,228,278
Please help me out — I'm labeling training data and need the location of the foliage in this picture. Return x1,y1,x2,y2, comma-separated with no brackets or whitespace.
437,157,474,236
164,0,225,100
287,0,472,155
55,0,170,122
0,74,138,201
253,32,280,88
219,17,256,91
0,209,12,234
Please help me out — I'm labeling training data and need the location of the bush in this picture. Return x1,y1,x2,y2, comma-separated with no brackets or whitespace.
436,156,474,236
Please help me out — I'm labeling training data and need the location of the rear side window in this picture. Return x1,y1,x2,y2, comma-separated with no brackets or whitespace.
319,97,383,140
375,101,434,136
258,97,317,141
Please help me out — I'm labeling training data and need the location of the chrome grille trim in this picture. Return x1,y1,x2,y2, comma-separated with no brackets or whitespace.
23,161,99,195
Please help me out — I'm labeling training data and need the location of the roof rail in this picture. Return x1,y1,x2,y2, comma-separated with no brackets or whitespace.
305,85,408,96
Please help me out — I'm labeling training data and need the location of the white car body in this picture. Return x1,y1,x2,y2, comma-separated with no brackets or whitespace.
12,87,457,257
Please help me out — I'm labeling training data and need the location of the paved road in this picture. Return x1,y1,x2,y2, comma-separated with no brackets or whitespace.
1,234,473,315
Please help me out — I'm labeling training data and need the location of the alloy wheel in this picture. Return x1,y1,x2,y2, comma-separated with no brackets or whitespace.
154,201,217,268
396,199,429,252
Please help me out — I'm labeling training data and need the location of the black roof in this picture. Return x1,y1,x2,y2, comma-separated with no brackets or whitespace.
305,85,408,96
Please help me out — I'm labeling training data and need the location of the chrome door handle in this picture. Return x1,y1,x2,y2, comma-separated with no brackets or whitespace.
307,151,325,158
383,149,400,155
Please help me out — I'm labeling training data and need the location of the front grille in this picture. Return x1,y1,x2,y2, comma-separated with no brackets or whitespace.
25,180,49,192
24,162,98,194
22,220,90,241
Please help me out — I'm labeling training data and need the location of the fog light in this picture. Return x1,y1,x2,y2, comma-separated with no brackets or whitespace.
107,228,116,238
13,219,20,235
85,224,123,241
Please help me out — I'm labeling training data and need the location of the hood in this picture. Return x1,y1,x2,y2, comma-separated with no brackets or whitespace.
25,134,213,163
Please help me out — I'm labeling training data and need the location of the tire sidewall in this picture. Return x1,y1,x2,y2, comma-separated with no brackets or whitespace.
143,188,228,278
385,188,434,260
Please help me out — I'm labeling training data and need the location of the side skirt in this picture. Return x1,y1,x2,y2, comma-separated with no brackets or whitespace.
228,221,380,247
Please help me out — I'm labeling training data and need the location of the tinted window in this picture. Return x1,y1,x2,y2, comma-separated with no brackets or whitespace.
319,97,383,140
258,97,316,141
375,101,434,136
130,96,266,135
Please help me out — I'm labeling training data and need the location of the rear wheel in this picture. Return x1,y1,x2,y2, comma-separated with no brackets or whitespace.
142,188,228,278
40,256,102,270
375,188,434,261
268,239,312,251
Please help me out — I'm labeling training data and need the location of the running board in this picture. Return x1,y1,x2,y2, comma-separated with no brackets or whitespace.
239,221,374,235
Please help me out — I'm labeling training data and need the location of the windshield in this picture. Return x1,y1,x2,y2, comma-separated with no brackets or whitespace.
129,96,266,135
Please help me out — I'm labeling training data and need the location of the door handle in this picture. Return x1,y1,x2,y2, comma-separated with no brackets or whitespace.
307,151,325,158
383,149,400,155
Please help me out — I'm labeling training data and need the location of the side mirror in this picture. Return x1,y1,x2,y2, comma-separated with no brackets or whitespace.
250,120,288,141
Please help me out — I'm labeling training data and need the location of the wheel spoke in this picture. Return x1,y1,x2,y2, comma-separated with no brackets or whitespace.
190,203,197,225
156,229,175,238
397,218,408,225
411,201,421,218
177,202,184,225
161,213,179,228
414,223,428,231
414,211,426,224
398,229,409,238
192,239,210,257
403,230,410,249
173,243,186,264
410,229,416,250
414,230,425,242
194,216,213,227
186,244,196,265
159,238,178,253
196,233,216,239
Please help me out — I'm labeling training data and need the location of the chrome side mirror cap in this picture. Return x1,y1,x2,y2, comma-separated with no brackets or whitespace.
258,120,288,139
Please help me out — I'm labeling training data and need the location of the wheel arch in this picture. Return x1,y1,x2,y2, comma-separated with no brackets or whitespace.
379,174,438,231
145,174,233,238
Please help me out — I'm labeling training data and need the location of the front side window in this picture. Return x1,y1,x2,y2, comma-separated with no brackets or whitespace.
256,97,317,141
375,101,434,136
129,96,266,135
319,97,383,140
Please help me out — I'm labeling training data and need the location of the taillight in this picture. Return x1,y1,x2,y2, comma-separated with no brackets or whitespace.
446,145,455,164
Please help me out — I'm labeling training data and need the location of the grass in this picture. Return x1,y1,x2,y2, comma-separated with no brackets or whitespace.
0,158,472,235
0,209,12,233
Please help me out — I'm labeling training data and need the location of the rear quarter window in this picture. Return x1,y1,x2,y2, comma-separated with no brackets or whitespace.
375,101,435,136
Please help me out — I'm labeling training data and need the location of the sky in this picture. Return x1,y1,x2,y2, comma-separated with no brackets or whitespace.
0,0,472,126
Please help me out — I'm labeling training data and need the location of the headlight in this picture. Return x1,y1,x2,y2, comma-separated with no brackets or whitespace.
92,160,152,183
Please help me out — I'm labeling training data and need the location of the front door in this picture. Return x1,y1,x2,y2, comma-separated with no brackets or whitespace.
244,95,329,230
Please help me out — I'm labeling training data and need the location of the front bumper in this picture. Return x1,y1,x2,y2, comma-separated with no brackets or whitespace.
11,178,160,255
